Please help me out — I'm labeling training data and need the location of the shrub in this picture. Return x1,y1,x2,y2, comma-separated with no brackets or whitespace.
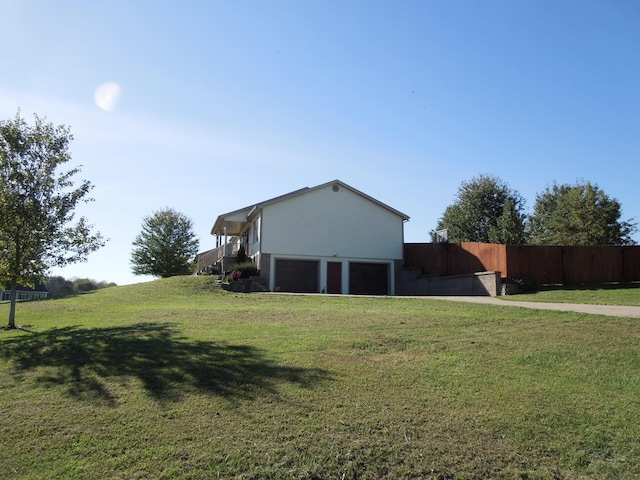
236,245,248,263
506,277,539,294
227,261,258,279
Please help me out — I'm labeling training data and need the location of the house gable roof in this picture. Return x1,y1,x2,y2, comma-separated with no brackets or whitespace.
211,180,409,235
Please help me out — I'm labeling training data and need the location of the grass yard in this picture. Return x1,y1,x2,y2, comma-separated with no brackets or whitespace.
2,276,640,479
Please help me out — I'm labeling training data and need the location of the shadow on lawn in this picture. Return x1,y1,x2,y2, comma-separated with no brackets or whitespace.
0,323,332,405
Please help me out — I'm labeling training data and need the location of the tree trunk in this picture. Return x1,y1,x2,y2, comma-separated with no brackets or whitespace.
8,283,17,329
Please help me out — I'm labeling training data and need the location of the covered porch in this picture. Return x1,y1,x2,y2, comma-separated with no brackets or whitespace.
195,243,241,275
196,213,259,274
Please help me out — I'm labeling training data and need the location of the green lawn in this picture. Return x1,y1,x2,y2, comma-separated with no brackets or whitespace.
2,276,640,479
502,282,640,306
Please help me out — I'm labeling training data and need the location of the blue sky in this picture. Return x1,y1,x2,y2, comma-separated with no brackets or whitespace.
2,1,639,286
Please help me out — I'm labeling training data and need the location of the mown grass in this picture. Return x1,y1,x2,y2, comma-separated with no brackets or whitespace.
503,282,640,306
2,276,640,479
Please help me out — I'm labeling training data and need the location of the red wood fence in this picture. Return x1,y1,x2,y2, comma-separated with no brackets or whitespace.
404,242,640,285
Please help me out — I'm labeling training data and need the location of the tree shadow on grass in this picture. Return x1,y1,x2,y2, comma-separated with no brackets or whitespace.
0,323,333,405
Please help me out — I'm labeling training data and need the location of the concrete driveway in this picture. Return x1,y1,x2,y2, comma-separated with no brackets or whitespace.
427,296,640,318
267,292,640,318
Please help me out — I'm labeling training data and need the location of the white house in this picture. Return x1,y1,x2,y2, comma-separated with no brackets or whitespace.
198,180,409,295
1,285,49,301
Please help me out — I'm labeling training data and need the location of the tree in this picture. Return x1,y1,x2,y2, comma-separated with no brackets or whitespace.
432,174,526,244
528,181,637,246
44,276,75,298
44,276,116,298
73,278,98,293
0,111,105,328
130,208,200,278
489,197,527,245
72,278,116,292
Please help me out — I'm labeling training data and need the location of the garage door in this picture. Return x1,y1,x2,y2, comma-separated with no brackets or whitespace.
275,259,319,293
349,262,388,295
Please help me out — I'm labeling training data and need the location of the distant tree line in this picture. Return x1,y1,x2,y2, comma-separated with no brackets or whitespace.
44,276,117,299
432,174,637,246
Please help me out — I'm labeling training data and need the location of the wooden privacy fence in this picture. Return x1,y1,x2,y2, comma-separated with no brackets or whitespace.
403,242,640,285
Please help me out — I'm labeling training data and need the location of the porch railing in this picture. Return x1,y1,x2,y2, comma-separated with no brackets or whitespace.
197,241,259,273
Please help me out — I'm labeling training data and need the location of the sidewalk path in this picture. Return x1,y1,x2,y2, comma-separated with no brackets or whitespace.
427,296,640,318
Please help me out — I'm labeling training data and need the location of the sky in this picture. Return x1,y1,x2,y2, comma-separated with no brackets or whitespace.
1,0,639,286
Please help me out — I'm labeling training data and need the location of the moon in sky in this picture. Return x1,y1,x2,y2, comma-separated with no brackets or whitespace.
94,82,121,112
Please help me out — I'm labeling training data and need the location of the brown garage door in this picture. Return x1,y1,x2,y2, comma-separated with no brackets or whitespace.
275,259,319,293
349,262,388,295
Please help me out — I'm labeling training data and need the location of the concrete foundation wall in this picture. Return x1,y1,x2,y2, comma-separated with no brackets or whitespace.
258,253,271,286
396,268,501,296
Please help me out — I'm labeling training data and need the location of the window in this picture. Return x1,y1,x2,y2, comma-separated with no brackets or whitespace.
252,218,260,243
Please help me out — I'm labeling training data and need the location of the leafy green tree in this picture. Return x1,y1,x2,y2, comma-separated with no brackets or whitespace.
44,276,75,298
528,181,637,245
432,174,526,244
73,278,98,292
0,111,105,328
130,208,200,278
44,276,116,298
489,198,527,245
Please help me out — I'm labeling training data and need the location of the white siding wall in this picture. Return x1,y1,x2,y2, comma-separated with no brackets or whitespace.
261,184,404,260
247,214,261,257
